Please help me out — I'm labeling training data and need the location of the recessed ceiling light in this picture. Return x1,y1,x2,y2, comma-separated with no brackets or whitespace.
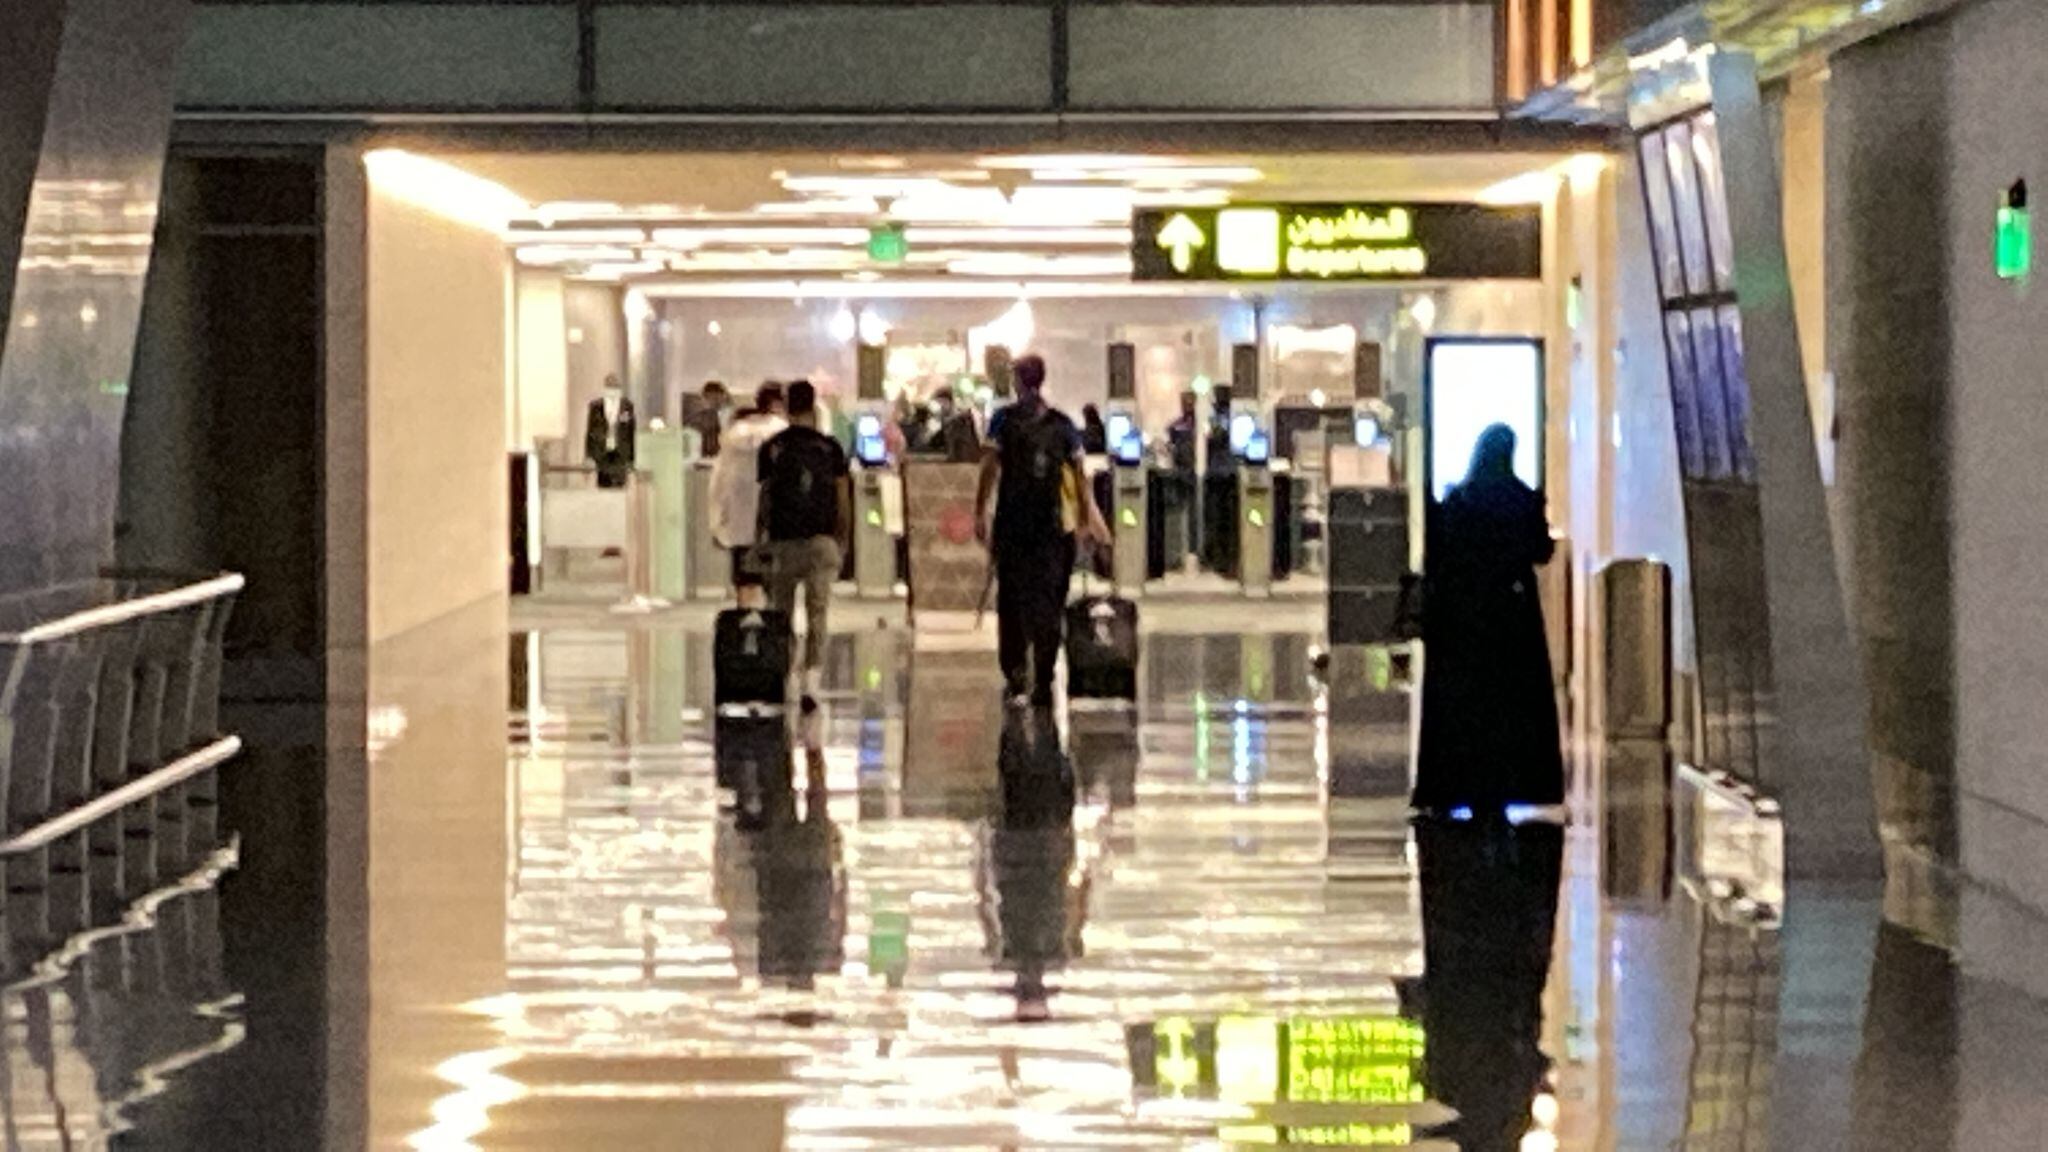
901,226,1131,246
978,154,1182,171
514,245,638,267
753,197,882,217
503,227,648,245
650,226,868,246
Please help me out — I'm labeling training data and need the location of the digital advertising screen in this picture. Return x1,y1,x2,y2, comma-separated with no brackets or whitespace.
1423,337,1544,501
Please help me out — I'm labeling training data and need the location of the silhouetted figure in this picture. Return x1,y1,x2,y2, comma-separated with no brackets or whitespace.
975,355,1109,706
1415,424,1563,813
1412,816,1563,1152
1080,404,1109,455
980,707,1085,1021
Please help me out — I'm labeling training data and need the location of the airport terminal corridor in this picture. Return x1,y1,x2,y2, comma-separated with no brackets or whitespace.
0,601,2044,1149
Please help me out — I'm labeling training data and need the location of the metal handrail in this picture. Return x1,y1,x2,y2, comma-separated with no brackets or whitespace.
0,736,241,857
0,573,245,647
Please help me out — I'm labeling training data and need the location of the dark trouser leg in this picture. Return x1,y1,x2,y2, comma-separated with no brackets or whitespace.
996,548,1029,694
1028,537,1076,702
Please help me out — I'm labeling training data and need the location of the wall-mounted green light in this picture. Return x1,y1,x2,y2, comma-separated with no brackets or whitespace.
1997,179,2030,281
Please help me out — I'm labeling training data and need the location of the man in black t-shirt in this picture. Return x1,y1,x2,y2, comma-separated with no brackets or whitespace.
757,380,851,711
974,355,1109,707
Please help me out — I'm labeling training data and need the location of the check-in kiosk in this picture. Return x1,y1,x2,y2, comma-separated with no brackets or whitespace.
1110,424,1148,593
851,413,897,598
1237,427,1275,597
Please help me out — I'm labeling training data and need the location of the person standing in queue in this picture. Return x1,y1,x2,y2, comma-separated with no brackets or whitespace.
710,382,786,607
757,380,851,714
1413,423,1564,816
974,355,1110,708
686,380,731,457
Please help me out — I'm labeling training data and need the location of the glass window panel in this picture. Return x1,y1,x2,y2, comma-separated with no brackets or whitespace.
1689,307,1733,480
597,6,1051,109
1070,5,1495,111
1716,304,1755,481
1663,122,1715,297
1639,135,1685,300
1692,113,1738,292
1665,312,1706,479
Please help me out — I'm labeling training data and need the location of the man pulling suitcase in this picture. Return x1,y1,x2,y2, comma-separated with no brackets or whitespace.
974,355,1110,708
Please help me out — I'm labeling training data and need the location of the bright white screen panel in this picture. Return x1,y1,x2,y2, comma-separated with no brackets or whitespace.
1427,340,1542,501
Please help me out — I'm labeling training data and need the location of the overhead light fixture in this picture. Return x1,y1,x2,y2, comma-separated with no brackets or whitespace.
1008,185,1135,224
650,226,868,247
829,305,857,344
581,261,666,281
887,186,1013,223
781,175,976,197
514,245,639,267
858,309,891,345
532,200,633,223
945,254,1133,277
978,154,1181,171
753,197,882,217
1130,188,1233,209
1035,166,1264,186
902,226,1131,246
503,226,647,245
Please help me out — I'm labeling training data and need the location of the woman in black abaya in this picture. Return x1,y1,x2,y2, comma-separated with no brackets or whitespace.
1414,424,1564,813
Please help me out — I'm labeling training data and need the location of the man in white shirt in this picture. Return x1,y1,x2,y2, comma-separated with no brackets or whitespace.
710,382,787,606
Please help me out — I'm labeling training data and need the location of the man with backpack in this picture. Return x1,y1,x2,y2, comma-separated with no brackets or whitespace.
974,355,1109,708
757,380,851,713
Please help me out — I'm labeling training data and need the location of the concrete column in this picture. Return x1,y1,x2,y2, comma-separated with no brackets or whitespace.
1826,25,1955,862
1709,51,1879,881
0,0,191,593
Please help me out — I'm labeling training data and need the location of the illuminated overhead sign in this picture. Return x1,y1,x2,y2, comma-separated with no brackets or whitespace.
1132,202,1542,282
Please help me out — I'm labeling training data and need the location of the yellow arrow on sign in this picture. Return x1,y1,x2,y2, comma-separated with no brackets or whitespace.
1156,213,1206,273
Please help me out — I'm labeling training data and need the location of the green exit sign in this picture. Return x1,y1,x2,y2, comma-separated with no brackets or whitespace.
867,224,908,265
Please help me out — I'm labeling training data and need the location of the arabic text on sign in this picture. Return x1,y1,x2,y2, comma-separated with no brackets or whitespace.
1285,207,1413,248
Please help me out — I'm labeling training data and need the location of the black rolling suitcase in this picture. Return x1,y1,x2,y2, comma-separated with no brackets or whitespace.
715,607,793,710
1064,576,1138,701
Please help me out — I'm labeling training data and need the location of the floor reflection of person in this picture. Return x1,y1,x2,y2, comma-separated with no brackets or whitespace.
978,708,1089,1022
1415,423,1564,815
716,722,846,991
1411,816,1563,1152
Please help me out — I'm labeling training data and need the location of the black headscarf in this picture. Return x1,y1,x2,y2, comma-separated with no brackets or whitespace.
1465,423,1519,486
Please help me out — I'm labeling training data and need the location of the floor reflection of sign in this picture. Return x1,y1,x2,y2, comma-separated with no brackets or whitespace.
904,462,988,617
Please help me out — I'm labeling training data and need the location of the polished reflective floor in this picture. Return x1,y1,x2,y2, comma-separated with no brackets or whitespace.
25,603,2048,1149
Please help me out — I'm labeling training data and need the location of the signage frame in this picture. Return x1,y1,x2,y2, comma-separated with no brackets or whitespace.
1132,202,1543,283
